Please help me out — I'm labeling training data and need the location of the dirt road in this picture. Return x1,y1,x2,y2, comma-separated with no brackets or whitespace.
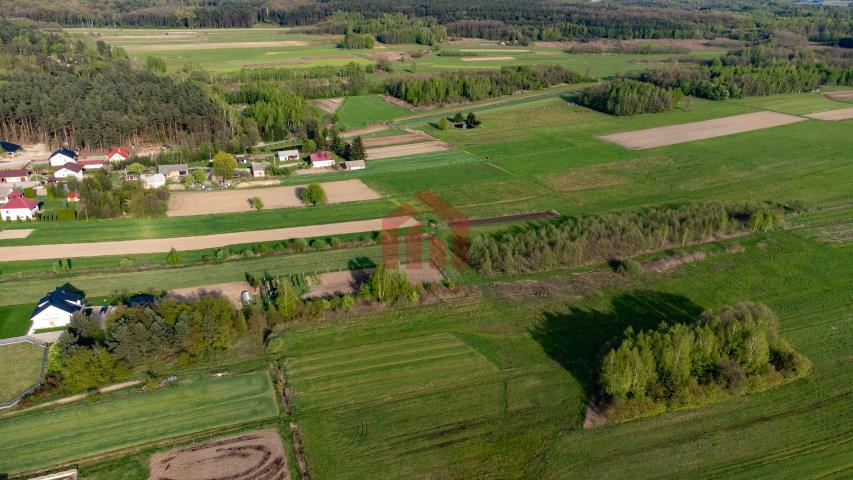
0,216,419,261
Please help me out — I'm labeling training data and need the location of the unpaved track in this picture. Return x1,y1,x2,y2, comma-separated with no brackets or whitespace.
122,40,309,51
461,56,515,61
599,111,805,149
170,281,251,307
366,141,452,159
167,179,380,216
803,106,853,121
362,132,431,147
0,216,419,261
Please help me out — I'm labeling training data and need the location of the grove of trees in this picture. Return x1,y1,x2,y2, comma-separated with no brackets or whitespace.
578,79,680,116
78,170,169,219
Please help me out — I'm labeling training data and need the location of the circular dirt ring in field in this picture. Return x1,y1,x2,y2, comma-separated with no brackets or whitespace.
149,429,289,480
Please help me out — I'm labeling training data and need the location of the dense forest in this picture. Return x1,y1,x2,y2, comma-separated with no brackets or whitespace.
385,65,588,106
467,202,782,275
221,62,376,99
0,18,228,150
578,79,680,116
601,302,811,422
312,12,446,45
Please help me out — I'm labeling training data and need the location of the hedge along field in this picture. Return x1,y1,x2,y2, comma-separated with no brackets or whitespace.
413,92,853,216
0,370,279,474
276,210,853,479
337,95,410,130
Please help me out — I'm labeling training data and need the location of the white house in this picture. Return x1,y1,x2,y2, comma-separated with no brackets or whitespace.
107,147,130,162
158,164,189,179
77,159,105,171
309,151,335,168
140,173,166,189
343,160,366,171
276,149,300,162
0,168,29,183
28,285,85,334
251,162,269,177
1,196,39,221
49,148,78,167
54,163,84,180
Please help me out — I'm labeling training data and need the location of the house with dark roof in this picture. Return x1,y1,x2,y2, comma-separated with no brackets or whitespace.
29,284,85,333
0,169,29,183
54,162,84,180
0,141,22,155
49,148,78,167
158,164,189,179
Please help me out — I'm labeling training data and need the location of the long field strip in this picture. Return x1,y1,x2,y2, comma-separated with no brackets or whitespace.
0,370,279,474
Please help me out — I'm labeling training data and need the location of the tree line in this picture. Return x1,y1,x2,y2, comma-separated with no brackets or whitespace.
219,62,377,99
78,170,169,219
578,79,681,116
311,12,446,46
385,65,588,106
467,202,782,275
601,302,811,422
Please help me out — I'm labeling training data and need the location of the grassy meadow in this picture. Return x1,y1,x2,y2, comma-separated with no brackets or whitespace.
0,304,32,338
336,94,410,130
0,370,280,474
0,342,44,403
275,208,853,479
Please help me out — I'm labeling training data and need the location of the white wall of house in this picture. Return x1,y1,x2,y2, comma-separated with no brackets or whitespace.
108,153,127,162
54,169,83,180
0,175,27,183
1,206,38,221
49,153,76,167
311,159,335,168
28,306,74,334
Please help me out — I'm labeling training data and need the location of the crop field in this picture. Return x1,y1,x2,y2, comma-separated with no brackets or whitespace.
731,91,853,115
0,370,280,474
0,304,32,338
0,341,44,403
275,208,853,479
337,95,411,130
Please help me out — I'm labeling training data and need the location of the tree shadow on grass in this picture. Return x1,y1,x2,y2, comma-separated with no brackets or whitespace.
529,290,702,397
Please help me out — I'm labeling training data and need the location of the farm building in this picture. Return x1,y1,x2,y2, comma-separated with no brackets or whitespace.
0,141,21,155
236,155,248,164
67,191,80,202
276,149,300,162
49,148,78,167
77,159,105,171
309,151,335,168
159,164,189,179
251,162,270,177
107,147,130,162
141,173,166,189
0,168,29,183
29,284,85,334
1,196,39,220
54,163,84,180
343,160,366,171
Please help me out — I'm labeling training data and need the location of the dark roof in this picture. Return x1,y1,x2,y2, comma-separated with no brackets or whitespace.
309,151,333,162
0,169,28,178
31,285,85,318
58,163,82,173
51,148,77,159
0,141,21,152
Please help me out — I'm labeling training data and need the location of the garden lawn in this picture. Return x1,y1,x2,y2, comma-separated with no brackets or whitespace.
0,370,279,474
0,304,33,338
0,342,44,403
337,95,410,130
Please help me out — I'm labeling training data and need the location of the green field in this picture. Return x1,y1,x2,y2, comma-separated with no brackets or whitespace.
0,304,33,339
337,95,410,130
0,342,44,403
276,209,853,478
0,370,280,474
731,91,853,115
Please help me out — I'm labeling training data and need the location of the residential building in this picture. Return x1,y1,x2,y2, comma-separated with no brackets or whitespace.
343,160,366,171
276,149,300,162
140,173,166,189
0,141,21,155
54,163,84,180
309,151,335,168
49,148,78,167
0,168,29,183
107,147,130,162
158,164,189,179
251,162,270,177
77,159,105,171
1,196,39,220
29,284,85,334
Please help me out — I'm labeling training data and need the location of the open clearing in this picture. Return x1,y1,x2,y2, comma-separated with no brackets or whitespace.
304,262,444,298
0,341,44,404
366,141,452,159
0,371,279,474
461,56,515,61
0,216,418,261
149,428,288,480
803,106,853,121
337,95,410,131
120,40,309,51
598,111,806,149
167,179,380,216
0,229,32,240
169,281,252,307
361,132,431,147
310,97,344,113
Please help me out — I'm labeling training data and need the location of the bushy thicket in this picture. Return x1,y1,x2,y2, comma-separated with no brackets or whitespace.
578,79,680,116
222,63,375,99
50,296,245,392
386,65,587,105
227,83,313,141
468,203,781,275
601,302,811,422
79,170,169,219
341,31,375,49
313,12,446,45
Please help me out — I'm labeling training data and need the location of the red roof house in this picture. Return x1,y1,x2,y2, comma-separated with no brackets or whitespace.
308,150,335,168
67,191,80,202
107,147,130,162
8,190,23,199
1,196,39,220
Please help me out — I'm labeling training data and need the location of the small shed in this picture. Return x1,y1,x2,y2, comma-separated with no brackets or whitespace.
343,160,366,171
251,162,270,177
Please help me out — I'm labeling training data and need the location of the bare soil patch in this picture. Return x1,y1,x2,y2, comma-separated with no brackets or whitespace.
824,91,853,102
361,132,431,148
342,125,389,137
123,40,309,51
167,179,380,216
379,94,416,111
235,179,281,188
149,428,289,480
169,281,252,307
598,111,805,149
311,97,344,113
0,229,33,240
803,106,853,121
305,262,444,298
461,56,515,62
642,251,707,272
0,216,419,260
366,141,452,159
